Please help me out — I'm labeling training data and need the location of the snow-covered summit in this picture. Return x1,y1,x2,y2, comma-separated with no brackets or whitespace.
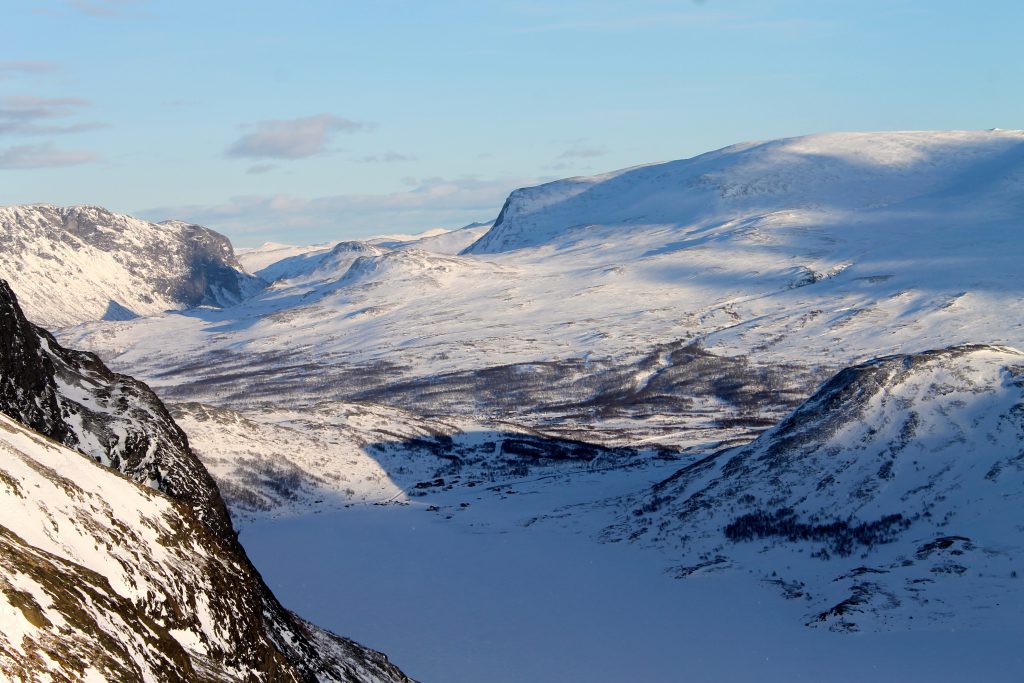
0,204,265,328
465,130,1024,254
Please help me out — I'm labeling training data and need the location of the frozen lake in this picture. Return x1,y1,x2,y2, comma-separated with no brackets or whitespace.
240,469,1024,683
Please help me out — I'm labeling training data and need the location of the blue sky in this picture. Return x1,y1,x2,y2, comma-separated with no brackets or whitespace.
3,0,1021,246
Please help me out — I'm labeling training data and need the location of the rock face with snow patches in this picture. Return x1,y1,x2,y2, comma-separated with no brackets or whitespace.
618,344,1024,631
0,205,265,328
0,279,414,682
0,278,233,539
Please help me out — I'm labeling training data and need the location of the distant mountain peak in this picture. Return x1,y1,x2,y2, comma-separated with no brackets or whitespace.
0,204,265,328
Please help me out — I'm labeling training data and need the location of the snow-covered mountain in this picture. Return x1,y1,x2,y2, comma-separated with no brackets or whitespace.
237,240,338,274
242,223,493,285
65,131,1024,445
0,413,412,682
0,279,414,682
0,279,233,538
22,130,1024,680
0,205,265,328
464,130,1024,254
612,344,1024,631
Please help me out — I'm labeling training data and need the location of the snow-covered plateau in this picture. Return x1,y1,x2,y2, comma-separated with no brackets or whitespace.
3,129,1024,682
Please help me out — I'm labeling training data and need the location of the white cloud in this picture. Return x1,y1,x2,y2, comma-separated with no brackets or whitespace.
0,62,59,80
0,143,98,169
139,175,544,243
0,96,96,136
226,113,371,160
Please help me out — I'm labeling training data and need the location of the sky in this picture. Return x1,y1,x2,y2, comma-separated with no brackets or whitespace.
2,0,1022,247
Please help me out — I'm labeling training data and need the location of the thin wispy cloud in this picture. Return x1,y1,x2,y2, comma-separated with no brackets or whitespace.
246,163,277,175
354,152,416,164
0,96,98,136
542,140,607,171
0,143,98,169
141,175,542,241
559,145,606,160
64,0,145,17
226,114,372,160
0,62,59,80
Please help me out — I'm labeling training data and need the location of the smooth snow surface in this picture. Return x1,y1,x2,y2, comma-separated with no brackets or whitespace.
241,466,1024,683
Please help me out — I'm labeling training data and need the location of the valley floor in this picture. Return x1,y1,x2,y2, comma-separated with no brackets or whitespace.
240,463,1024,683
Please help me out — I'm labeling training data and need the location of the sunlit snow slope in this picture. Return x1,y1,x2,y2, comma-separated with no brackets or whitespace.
614,344,1024,631
66,131,1024,443
0,205,264,328
0,280,414,683
0,413,413,683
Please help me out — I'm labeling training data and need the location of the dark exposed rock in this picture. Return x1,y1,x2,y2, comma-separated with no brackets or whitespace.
0,278,233,539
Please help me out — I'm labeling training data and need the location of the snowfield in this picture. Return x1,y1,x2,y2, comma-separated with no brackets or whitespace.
65,131,1024,417
14,129,1024,681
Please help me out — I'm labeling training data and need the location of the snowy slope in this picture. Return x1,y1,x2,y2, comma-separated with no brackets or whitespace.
64,131,1024,445
613,344,1024,631
171,400,646,519
0,413,413,683
391,222,492,254
366,227,453,248
0,278,234,538
244,224,491,284
0,278,415,682
237,240,339,274
464,130,1024,254
0,205,264,328
257,241,389,285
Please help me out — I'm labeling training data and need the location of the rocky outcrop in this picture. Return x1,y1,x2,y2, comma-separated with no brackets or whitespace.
0,278,233,539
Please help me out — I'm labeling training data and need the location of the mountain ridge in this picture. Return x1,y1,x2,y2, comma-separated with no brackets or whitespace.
612,343,1024,631
0,204,265,328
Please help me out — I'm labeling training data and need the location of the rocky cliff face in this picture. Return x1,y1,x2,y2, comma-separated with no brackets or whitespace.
0,278,234,539
0,205,265,328
0,279,415,682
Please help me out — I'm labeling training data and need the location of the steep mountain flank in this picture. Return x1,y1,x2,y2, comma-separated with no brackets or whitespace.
0,279,414,682
0,279,232,539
